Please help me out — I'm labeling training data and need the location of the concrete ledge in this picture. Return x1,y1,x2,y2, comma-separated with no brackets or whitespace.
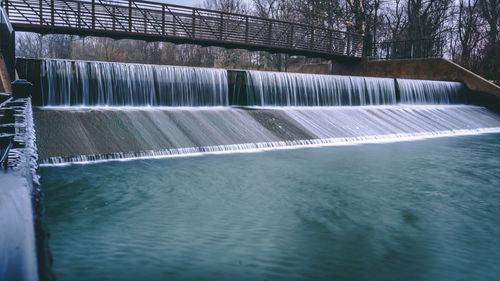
298,58,500,100
360,58,500,98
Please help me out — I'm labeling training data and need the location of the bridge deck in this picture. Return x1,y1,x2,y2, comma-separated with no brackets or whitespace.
3,0,365,60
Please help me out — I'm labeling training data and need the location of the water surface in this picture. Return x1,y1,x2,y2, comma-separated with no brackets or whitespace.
41,134,500,281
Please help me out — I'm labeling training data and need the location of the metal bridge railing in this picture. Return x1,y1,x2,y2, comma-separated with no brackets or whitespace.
2,0,366,58
369,38,444,60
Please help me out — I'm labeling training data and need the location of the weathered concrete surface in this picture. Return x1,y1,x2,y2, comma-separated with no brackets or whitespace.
294,63,333,75
361,58,500,98
297,58,500,99
0,171,39,281
0,54,12,93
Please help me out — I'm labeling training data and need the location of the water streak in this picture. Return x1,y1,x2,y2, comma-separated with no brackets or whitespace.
34,106,500,165
245,70,397,106
397,78,466,104
41,59,228,106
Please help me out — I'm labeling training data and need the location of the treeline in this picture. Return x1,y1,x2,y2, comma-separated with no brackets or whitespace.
15,0,500,81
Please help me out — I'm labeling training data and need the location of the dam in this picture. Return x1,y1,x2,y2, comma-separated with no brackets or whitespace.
2,58,500,281
17,59,500,165
2,0,500,279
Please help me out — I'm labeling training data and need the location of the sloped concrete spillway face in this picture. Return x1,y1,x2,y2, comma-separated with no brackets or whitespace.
29,59,500,165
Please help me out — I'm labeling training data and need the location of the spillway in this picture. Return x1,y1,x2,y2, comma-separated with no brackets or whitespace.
40,59,228,106
34,105,500,165
397,78,467,104
244,70,397,106
22,58,500,165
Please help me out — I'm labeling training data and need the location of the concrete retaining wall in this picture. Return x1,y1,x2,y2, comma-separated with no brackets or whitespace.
298,58,500,99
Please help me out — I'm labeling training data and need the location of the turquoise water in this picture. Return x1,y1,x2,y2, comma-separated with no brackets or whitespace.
41,134,500,281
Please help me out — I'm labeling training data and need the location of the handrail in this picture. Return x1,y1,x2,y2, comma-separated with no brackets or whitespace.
2,0,366,58
369,38,444,60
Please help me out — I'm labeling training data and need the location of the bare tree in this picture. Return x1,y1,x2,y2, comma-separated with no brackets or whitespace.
456,0,483,69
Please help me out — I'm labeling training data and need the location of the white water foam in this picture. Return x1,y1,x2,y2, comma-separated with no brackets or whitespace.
39,127,500,167
37,104,500,166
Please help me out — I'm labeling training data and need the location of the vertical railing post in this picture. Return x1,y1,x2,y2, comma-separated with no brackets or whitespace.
4,0,8,15
363,35,372,57
128,0,132,32
77,2,81,28
112,6,116,31
328,29,333,53
289,23,294,48
39,0,43,25
143,14,147,33
51,0,55,26
244,16,248,43
173,12,176,36
267,21,272,45
191,9,195,38
346,33,351,56
309,26,314,50
219,13,223,40
161,5,165,35
91,0,95,29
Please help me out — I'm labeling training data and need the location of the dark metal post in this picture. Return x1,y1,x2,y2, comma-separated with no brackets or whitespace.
51,0,54,26
346,33,351,55
289,23,294,48
128,0,132,32
39,0,43,25
363,34,372,57
267,21,272,45
112,6,116,31
309,27,314,50
173,13,176,36
91,0,95,29
245,16,248,43
191,9,195,38
4,0,8,15
328,29,333,53
219,13,223,40
161,5,165,35
77,2,81,28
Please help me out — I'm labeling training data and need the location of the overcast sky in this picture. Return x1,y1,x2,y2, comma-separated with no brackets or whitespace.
162,0,205,7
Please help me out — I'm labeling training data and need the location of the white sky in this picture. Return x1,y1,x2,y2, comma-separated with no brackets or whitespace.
162,0,205,7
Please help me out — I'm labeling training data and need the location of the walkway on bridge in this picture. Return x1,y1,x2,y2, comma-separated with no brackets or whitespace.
2,0,366,60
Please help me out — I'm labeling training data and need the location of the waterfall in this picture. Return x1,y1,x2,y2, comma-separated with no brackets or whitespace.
245,70,397,106
41,59,228,106
22,58,500,165
397,78,466,104
35,59,470,107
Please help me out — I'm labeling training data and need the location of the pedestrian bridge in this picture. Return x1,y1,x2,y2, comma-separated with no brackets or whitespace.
2,0,366,60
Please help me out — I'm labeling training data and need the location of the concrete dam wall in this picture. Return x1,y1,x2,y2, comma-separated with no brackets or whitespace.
15,58,500,165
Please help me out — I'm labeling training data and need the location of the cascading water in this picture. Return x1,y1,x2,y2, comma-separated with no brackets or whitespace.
397,78,466,104
41,59,229,106
245,70,397,106
25,58,500,165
